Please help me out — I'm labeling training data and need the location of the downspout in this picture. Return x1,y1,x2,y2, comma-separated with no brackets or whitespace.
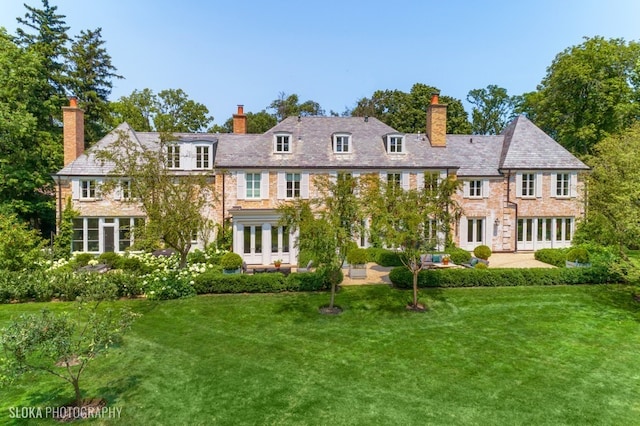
221,171,226,244
505,170,518,252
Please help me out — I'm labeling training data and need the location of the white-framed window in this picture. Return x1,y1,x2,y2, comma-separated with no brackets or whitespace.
196,145,210,169
121,180,131,200
80,180,97,199
469,180,482,197
556,173,569,197
245,173,261,199
286,173,301,198
387,135,404,153
167,145,180,169
333,134,351,153
387,172,401,188
521,173,535,197
274,134,291,153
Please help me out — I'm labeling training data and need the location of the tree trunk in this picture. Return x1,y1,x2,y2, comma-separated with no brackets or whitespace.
72,378,83,406
329,282,336,309
412,269,419,308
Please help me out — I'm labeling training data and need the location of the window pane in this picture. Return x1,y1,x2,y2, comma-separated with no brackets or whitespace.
517,219,524,241
467,219,474,243
537,219,544,241
476,219,483,242
565,218,572,241
282,226,289,253
272,227,278,253
545,219,552,241
255,226,262,253
526,219,533,242
555,219,562,241
244,227,251,253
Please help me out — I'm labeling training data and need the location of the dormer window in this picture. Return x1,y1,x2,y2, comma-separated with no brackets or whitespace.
386,134,404,153
274,133,292,153
167,144,180,169
333,133,351,153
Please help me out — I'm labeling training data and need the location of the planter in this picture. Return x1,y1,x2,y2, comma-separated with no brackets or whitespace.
565,261,591,268
222,268,241,274
349,264,367,279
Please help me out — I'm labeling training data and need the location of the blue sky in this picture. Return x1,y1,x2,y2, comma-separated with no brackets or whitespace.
2,0,640,126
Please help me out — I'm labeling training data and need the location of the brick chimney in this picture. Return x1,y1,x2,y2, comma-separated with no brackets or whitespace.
426,92,447,147
62,97,85,166
232,105,247,134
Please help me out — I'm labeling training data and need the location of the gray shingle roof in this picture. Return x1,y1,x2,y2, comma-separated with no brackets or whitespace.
499,115,589,170
55,114,588,177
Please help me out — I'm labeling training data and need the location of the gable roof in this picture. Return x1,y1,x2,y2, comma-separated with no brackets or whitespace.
499,115,589,171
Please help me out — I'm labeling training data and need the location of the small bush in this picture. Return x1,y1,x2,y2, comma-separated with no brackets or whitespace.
566,247,590,264
447,248,472,265
285,271,328,291
72,253,96,268
144,271,196,300
475,262,488,269
377,250,404,267
98,252,122,268
347,248,369,265
535,248,569,267
187,249,208,265
365,247,386,263
193,270,287,294
220,252,243,270
473,245,492,260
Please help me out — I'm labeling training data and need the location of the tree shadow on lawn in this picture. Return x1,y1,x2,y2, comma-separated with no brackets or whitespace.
96,375,141,406
584,284,640,320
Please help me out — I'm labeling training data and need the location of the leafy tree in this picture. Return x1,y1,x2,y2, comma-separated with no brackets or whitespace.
0,302,139,407
109,88,213,133
351,83,471,134
96,131,215,268
0,212,46,271
467,85,516,135
574,122,640,254
360,174,462,310
210,110,277,134
66,28,123,142
269,92,325,121
15,0,69,107
518,36,640,155
52,198,78,259
0,29,60,231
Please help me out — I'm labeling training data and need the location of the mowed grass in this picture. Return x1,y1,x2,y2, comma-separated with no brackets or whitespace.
1,285,640,425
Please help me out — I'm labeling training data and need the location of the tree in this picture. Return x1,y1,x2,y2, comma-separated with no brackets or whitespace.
574,122,640,254
0,212,46,270
96,130,215,268
467,85,516,135
15,0,69,107
0,29,61,231
0,301,138,408
109,88,213,133
66,28,123,142
269,92,324,121
360,174,462,310
351,83,472,134
518,36,640,155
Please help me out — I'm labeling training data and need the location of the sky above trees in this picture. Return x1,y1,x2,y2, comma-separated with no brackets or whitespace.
2,0,640,125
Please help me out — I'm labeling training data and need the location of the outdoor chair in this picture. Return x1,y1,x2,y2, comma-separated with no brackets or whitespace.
297,260,314,273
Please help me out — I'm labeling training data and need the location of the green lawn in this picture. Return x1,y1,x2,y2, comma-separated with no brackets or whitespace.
1,285,639,425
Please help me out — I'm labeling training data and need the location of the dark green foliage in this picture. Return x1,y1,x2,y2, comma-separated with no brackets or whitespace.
535,248,570,267
98,251,122,268
285,272,329,291
297,250,315,268
566,248,590,264
364,247,386,263
72,253,95,268
473,245,492,260
193,270,331,294
375,250,404,267
346,248,368,265
220,252,243,270
389,266,615,288
118,256,152,274
475,263,488,270
447,248,472,265
187,249,207,265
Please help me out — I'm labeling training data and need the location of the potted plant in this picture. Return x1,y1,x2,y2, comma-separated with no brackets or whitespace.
442,254,450,265
565,247,591,268
346,248,368,279
273,259,282,269
221,252,243,274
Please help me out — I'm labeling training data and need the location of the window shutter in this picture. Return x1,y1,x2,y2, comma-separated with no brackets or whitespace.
113,181,122,201
379,171,386,182
484,216,492,245
550,173,557,197
261,171,270,199
277,172,285,199
462,181,470,198
482,180,490,198
236,171,245,200
570,172,578,198
535,173,543,198
416,172,425,190
401,172,410,190
96,179,103,200
329,171,337,183
515,173,522,198
301,172,310,199
71,180,80,200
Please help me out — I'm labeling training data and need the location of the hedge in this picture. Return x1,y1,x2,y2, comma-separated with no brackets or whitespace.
389,265,615,289
192,270,331,294
535,248,570,267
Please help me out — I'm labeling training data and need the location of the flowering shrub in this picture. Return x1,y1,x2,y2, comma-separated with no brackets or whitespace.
143,270,196,300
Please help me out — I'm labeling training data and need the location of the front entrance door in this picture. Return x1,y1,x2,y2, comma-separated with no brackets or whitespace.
103,226,115,252
243,225,263,264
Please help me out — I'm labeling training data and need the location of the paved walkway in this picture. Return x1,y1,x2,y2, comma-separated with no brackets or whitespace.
341,252,554,286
